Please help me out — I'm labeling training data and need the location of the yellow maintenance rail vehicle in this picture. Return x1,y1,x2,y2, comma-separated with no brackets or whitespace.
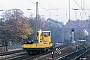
23,29,53,54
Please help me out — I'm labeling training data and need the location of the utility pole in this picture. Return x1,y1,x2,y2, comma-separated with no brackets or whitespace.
69,0,70,20
36,2,39,31
69,0,71,45
35,2,39,39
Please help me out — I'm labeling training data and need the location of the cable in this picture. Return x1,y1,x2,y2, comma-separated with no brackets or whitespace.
73,0,83,19
83,0,90,18
70,0,89,29
73,0,88,19
17,0,27,9
0,6,6,9
28,0,61,21
46,0,55,9
28,0,36,4
28,0,88,29
46,0,63,21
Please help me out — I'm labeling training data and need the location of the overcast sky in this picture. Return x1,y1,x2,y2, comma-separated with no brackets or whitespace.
0,0,90,24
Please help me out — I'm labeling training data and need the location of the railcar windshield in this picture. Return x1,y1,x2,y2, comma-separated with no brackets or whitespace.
43,32,50,36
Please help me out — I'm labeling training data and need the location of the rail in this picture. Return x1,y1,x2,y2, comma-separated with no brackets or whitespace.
0,49,23,56
56,48,87,60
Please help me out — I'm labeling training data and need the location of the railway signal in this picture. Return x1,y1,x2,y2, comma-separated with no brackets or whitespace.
51,51,54,58
55,48,61,54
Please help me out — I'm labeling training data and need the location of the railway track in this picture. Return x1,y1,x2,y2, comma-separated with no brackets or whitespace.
56,47,89,60
2,44,88,60
56,43,90,60
0,49,28,60
0,49,23,56
33,45,76,60
0,52,28,60
75,47,90,60
0,49,52,60
1,44,67,60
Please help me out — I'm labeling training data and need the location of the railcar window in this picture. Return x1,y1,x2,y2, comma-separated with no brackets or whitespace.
37,32,38,36
43,32,50,36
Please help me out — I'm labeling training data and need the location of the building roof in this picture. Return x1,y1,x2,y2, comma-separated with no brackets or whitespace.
65,19,90,29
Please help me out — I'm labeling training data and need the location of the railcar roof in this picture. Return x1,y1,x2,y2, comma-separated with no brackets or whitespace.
37,31,51,32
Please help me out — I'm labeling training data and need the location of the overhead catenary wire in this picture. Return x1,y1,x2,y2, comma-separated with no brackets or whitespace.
28,0,88,28
67,0,88,29
83,0,90,17
0,0,30,11
17,0,27,9
66,0,89,28
14,0,89,28
73,0,88,19
28,0,62,22
0,6,6,10
46,0,65,21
